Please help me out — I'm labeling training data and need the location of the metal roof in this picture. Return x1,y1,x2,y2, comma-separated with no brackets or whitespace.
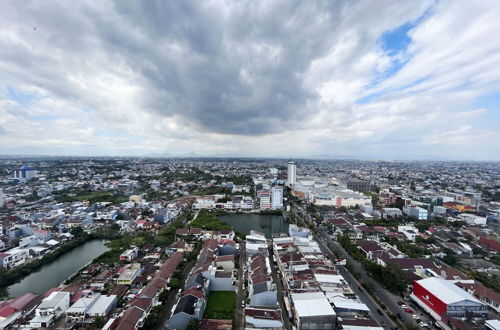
416,277,482,305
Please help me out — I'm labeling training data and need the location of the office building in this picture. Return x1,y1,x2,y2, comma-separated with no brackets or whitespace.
287,161,297,185
271,186,283,210
12,165,38,180
259,190,272,209
346,180,371,192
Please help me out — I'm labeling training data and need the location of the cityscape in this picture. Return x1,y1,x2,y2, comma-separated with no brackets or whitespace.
1,1,500,330
0,157,499,330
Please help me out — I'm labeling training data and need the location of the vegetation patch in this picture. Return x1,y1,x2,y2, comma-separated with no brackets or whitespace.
204,291,235,319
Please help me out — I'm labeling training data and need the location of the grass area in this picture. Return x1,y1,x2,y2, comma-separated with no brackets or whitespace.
204,291,235,320
188,209,231,231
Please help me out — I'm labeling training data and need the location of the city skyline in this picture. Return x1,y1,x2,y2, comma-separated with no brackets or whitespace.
1,1,500,160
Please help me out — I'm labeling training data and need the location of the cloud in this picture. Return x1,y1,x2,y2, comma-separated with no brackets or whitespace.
0,0,499,159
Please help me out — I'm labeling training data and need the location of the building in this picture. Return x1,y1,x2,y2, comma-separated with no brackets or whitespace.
271,186,283,210
12,165,38,180
287,161,297,186
0,189,4,208
66,293,117,323
346,180,371,192
411,277,487,321
117,263,142,285
458,213,487,226
30,292,70,328
259,190,272,209
0,248,29,269
404,206,428,220
120,247,139,261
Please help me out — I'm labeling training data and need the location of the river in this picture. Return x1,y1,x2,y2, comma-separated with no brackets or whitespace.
7,239,109,297
219,213,289,238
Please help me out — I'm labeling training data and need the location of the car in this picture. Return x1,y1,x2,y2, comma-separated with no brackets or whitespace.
376,308,383,315
419,321,429,328
241,301,246,308
412,314,420,320
400,304,409,309
397,301,405,306
405,308,414,313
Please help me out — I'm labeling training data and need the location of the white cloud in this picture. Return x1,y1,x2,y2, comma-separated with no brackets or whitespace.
0,0,498,159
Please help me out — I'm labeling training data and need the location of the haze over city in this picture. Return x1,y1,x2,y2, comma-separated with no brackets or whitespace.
1,0,499,160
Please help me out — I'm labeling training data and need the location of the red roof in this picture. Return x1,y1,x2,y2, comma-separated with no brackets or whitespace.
0,306,16,318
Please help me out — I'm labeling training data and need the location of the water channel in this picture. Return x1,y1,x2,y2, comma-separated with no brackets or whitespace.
219,213,289,238
7,239,109,297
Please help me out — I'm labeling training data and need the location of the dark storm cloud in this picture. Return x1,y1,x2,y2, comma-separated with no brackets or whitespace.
86,0,347,135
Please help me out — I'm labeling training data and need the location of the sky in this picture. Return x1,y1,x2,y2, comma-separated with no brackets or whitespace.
0,0,499,160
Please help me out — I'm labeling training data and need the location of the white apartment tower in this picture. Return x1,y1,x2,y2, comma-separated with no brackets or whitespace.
271,186,283,210
0,189,3,208
287,161,297,185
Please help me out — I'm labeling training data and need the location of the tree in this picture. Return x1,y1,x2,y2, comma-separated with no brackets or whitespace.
442,254,457,266
186,319,200,330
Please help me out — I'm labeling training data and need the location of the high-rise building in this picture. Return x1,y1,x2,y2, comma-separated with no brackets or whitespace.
0,189,4,208
346,180,371,192
259,190,272,209
287,161,296,185
12,165,38,180
271,186,283,210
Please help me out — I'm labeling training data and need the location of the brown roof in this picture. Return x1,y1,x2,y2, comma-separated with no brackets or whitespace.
200,319,232,330
245,307,282,320
388,258,435,270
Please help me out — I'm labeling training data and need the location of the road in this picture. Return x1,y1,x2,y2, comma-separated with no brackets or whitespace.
291,203,422,329
268,246,293,330
292,202,440,329
235,241,246,329
158,258,196,330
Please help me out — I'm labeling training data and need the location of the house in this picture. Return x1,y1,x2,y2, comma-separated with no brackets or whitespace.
455,282,500,313
0,293,40,329
30,292,70,328
215,255,234,270
120,247,139,261
66,293,117,323
167,291,207,330
245,307,283,329
117,263,142,285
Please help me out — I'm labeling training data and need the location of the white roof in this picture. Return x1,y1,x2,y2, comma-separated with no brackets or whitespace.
485,319,500,330
87,295,117,315
416,277,482,305
314,274,344,284
293,297,335,317
332,301,370,311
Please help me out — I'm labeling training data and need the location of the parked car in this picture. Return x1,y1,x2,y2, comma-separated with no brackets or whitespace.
401,304,409,309
412,314,420,320
397,301,405,306
376,308,383,315
405,308,414,313
419,321,429,328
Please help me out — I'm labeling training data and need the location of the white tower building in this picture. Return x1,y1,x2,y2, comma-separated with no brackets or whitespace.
0,189,3,208
287,161,297,185
271,186,283,210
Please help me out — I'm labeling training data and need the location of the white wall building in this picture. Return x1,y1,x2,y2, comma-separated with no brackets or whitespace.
287,161,297,186
271,186,283,210
30,292,70,328
404,206,428,220
458,213,487,226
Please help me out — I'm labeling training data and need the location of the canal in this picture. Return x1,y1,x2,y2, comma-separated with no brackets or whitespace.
8,239,109,297
219,213,289,238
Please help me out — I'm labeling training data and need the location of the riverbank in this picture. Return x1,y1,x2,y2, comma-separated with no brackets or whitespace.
0,229,119,297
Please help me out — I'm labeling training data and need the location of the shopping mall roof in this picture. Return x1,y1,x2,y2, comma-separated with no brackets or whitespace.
415,277,482,305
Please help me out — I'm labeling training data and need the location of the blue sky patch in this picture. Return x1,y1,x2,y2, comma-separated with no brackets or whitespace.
6,86,40,106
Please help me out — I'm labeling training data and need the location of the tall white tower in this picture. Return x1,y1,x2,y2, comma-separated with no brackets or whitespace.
0,189,4,208
287,161,297,185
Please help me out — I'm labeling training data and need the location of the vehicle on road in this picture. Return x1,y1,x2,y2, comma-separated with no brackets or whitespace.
412,314,420,320
400,304,409,309
242,301,246,308
376,308,383,315
419,321,429,328
405,308,414,313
